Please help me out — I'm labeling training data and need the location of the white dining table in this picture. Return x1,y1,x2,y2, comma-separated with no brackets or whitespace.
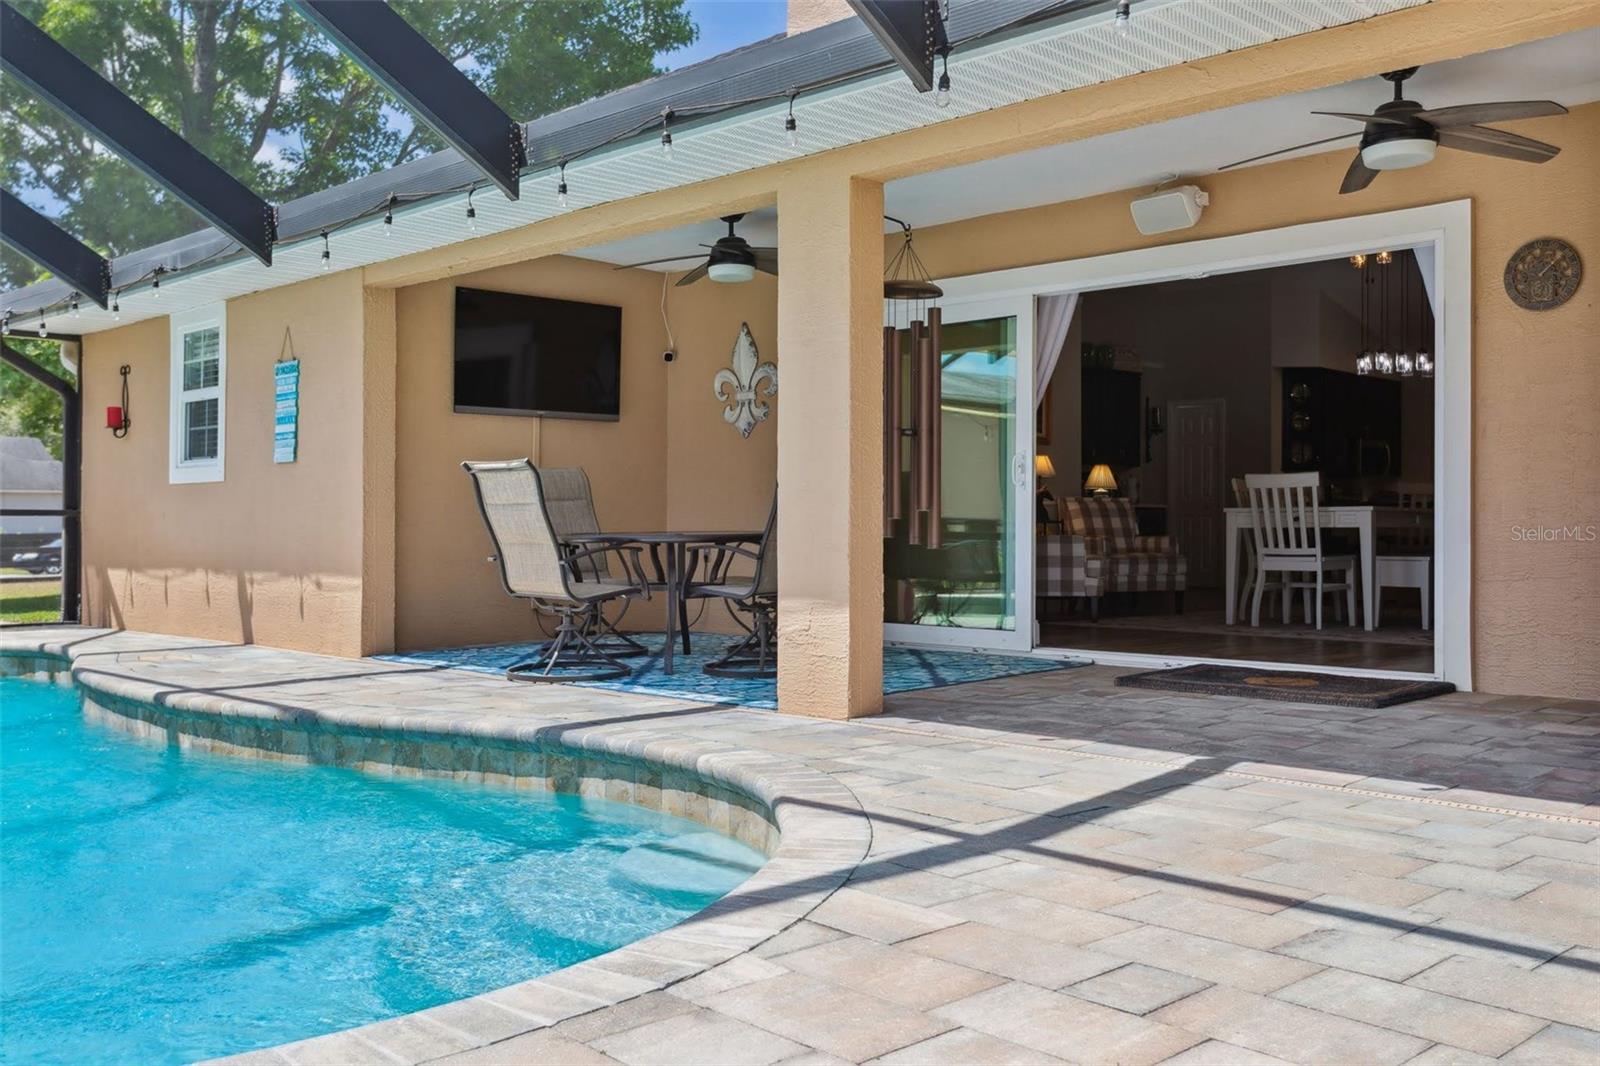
1223,505,1428,631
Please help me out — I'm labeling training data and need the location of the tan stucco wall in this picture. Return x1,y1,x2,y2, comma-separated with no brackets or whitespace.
390,255,777,651
907,103,1600,698
80,271,373,656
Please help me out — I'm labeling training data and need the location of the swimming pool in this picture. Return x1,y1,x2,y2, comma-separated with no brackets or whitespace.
0,674,766,1065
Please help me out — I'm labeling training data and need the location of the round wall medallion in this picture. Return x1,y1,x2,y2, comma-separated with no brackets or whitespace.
1504,237,1582,310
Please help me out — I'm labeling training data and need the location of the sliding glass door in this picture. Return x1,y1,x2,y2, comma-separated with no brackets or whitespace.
884,295,1034,651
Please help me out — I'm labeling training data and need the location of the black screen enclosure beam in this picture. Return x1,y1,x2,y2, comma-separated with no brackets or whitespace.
0,189,110,309
846,0,949,93
1,341,81,624
0,2,275,265
290,0,525,200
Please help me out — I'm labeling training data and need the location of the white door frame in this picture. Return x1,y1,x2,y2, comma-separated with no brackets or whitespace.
927,200,1472,689
883,293,1035,652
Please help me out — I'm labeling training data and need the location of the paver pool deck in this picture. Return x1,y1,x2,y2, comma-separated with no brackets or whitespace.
6,627,1597,1065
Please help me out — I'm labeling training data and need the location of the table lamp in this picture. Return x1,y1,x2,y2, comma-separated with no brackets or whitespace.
1084,463,1118,497
1035,454,1058,523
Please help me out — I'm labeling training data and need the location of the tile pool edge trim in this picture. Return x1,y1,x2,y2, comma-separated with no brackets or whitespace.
0,640,872,1066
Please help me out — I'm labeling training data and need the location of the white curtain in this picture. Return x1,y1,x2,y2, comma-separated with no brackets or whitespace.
1412,245,1438,317
1035,292,1079,410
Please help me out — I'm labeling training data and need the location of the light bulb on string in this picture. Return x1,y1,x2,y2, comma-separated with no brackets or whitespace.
320,230,331,271
70,295,81,318
784,94,799,148
466,187,478,233
557,162,569,210
1,311,10,336
660,108,674,161
37,314,48,337
1112,0,1131,37
112,292,121,321
383,196,394,237
151,272,161,299
934,51,951,109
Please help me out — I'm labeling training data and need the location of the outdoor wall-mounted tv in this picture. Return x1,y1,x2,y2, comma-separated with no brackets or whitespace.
452,287,622,420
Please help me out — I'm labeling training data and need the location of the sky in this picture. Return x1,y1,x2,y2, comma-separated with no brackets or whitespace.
658,0,788,70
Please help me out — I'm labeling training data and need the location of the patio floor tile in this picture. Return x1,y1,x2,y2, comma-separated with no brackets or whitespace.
1271,967,1548,1056
933,980,1203,1064
1062,961,1212,1015
701,972,954,1062
590,1009,805,1066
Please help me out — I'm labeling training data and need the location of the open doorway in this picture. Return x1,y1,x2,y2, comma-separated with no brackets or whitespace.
1034,251,1437,673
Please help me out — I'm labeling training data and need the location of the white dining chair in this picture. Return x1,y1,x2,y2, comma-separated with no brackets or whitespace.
1375,555,1430,630
1244,472,1358,630
1232,476,1284,621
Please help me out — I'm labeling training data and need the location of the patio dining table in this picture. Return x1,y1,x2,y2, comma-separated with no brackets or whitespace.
564,530,762,674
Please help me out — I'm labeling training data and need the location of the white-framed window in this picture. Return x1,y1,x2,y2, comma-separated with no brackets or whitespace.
169,304,226,484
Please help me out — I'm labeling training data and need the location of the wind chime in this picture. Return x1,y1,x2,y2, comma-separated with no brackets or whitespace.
882,217,943,549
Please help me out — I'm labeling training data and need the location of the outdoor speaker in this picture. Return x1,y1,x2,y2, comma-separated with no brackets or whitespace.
1130,185,1210,236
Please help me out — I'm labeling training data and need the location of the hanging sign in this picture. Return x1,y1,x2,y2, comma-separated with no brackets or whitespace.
273,358,299,464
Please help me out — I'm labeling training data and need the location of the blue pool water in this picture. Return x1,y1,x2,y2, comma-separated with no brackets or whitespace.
0,676,765,1065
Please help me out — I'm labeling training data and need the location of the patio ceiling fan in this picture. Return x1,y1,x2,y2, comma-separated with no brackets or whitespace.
614,214,777,285
1220,68,1567,193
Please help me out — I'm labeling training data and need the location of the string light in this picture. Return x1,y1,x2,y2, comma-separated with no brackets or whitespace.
112,291,121,321
320,230,331,270
784,94,798,148
660,108,674,160
37,313,48,337
934,50,952,109
466,187,478,232
1112,0,1132,36
557,161,569,210
151,268,163,299
383,195,394,236
70,294,81,318
3,310,11,336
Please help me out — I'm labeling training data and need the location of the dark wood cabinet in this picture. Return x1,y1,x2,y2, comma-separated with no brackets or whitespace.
1081,367,1142,473
1281,367,1402,479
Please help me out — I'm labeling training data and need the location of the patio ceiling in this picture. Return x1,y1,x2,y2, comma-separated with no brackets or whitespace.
570,28,1600,272
2,0,1443,333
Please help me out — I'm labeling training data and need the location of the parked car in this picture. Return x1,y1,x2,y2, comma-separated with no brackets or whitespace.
11,538,62,575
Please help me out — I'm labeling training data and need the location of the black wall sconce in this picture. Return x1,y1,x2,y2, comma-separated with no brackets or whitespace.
106,364,131,438
1144,398,1163,461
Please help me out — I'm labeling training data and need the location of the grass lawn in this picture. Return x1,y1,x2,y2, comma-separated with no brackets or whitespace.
0,577,61,624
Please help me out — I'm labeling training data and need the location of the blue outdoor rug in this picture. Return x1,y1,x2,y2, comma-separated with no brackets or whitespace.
378,632,1080,710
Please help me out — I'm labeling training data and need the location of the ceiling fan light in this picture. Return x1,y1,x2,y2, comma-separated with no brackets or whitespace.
708,261,756,283
1361,137,1437,171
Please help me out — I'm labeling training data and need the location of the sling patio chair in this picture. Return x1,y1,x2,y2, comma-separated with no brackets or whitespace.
682,495,777,678
462,459,646,683
539,466,652,658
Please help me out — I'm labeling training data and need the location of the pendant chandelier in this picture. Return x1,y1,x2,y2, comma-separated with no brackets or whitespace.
1355,250,1432,379
882,217,944,548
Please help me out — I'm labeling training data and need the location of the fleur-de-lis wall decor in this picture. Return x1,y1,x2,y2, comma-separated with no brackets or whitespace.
713,322,778,439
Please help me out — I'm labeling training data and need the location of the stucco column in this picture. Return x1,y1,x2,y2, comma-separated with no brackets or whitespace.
775,173,885,718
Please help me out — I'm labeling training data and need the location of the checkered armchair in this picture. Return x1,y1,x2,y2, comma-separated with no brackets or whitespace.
1061,496,1187,607
1037,533,1106,617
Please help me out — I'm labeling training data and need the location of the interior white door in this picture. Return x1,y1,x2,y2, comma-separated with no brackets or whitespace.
884,294,1034,652
1166,398,1226,587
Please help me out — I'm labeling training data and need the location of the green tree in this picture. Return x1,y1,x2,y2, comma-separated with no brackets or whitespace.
1,0,695,445
0,341,74,459
0,0,696,286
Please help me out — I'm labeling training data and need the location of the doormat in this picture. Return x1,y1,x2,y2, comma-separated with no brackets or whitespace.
1115,663,1454,708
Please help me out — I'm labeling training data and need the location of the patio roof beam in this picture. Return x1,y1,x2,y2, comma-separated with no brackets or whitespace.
0,2,276,266
845,0,949,93
0,189,110,310
290,0,525,200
